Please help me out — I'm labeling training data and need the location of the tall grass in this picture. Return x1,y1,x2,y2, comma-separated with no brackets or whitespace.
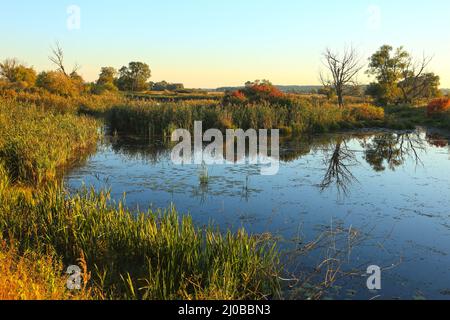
0,99,99,185
0,239,93,300
0,89,125,114
0,177,280,299
107,98,386,137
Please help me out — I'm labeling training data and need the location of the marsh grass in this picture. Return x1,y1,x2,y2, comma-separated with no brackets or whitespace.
0,180,281,300
106,98,386,137
0,99,99,185
0,238,93,300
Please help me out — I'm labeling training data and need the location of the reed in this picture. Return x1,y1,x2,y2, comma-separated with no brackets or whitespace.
0,99,99,185
106,98,386,137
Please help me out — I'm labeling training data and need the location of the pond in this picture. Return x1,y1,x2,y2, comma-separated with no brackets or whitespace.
66,127,450,300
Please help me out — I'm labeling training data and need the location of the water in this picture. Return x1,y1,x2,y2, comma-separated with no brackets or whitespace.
66,128,450,300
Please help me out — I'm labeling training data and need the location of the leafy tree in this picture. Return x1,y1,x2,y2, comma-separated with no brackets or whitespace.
367,45,440,104
97,67,117,86
93,67,118,94
70,71,87,94
117,62,151,91
0,58,37,87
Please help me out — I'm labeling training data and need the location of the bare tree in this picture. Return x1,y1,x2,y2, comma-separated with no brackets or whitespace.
49,41,79,77
320,47,363,108
398,54,438,104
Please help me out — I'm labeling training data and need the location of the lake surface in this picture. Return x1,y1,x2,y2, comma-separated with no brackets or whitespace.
66,127,450,300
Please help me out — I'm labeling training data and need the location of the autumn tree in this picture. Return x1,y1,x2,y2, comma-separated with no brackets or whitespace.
117,62,151,92
0,58,37,87
320,47,363,108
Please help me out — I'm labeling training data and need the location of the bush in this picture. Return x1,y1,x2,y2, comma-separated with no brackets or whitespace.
427,98,450,117
36,71,79,97
223,81,291,106
349,104,385,121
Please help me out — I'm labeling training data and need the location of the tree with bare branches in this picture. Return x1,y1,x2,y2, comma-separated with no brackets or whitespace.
320,47,363,108
49,42,79,77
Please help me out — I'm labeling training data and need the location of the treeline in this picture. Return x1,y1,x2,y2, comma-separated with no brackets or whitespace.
0,43,188,97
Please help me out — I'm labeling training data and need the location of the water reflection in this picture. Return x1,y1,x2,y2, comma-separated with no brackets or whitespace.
362,132,425,171
320,138,359,196
102,128,448,197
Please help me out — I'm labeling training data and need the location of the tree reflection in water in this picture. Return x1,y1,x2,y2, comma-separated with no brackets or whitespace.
362,132,425,172
319,138,359,196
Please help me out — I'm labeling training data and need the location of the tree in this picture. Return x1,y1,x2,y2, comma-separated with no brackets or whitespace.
97,67,117,86
320,47,363,108
117,62,151,92
0,58,37,87
150,81,184,91
93,67,118,93
367,45,440,104
48,41,79,78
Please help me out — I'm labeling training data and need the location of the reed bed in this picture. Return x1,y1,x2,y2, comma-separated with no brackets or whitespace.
0,177,281,299
0,99,99,185
107,98,386,137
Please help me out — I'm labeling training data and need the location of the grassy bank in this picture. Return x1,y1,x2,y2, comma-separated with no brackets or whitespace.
0,98,281,300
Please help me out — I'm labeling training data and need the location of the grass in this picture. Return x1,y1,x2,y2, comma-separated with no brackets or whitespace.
384,104,450,130
0,239,93,300
0,99,99,185
106,98,386,137
0,178,281,299
0,97,281,300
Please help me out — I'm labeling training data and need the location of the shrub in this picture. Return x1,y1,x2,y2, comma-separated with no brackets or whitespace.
223,90,247,105
427,98,450,117
223,81,290,106
349,104,385,121
36,71,79,97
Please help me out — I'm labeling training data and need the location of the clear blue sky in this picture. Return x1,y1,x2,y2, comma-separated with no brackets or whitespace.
1,0,449,88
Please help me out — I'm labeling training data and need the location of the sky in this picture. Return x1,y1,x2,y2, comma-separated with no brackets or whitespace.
1,0,450,88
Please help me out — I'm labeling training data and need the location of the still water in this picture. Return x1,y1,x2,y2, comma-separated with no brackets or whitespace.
66,128,450,300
